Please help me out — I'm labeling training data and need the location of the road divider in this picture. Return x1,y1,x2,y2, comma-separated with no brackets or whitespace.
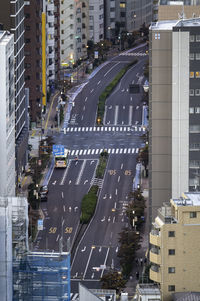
97,59,138,125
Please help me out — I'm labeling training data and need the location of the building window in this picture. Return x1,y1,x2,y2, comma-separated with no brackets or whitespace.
168,231,175,237
61,30,64,34
168,285,175,292
89,6,94,10
190,125,200,133
61,20,64,24
189,160,200,168
190,71,194,78
168,249,175,255
196,71,200,78
61,50,64,54
190,143,200,150
190,53,194,60
196,35,200,42
189,89,194,96
196,53,200,60
61,40,64,44
168,267,175,273
195,89,200,96
120,2,126,8
190,35,195,42
189,107,194,114
190,212,197,218
155,33,160,40
195,107,200,113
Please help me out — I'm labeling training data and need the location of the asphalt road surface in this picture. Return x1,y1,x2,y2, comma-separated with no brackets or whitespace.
34,44,148,295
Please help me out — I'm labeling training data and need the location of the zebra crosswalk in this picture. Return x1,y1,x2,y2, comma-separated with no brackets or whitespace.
119,52,147,57
68,147,139,157
63,126,145,133
70,293,79,300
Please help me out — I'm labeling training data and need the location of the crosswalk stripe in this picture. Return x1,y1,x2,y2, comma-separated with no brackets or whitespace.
105,127,107,131
86,127,88,131
120,149,123,154
71,150,75,156
124,127,126,132
82,127,85,131
72,293,79,300
67,128,70,132
112,127,115,131
108,149,111,154
100,149,103,153
116,148,119,154
83,150,87,155
116,127,119,131
75,150,79,155
127,127,130,131
64,126,146,133
136,148,139,153
132,148,135,154
78,127,81,132
79,150,83,155
95,149,99,154
128,148,131,153
124,148,127,154
97,127,100,131
70,128,73,132
68,147,140,157
88,149,91,155
109,127,111,131
90,127,93,131
101,127,104,131
139,127,141,131
93,127,96,131
74,127,77,131
112,149,115,154
91,149,95,154
120,127,123,131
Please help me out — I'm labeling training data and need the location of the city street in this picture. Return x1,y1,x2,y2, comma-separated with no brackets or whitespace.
34,44,148,295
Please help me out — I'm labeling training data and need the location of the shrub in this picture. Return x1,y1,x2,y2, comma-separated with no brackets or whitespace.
80,185,98,224
96,151,108,179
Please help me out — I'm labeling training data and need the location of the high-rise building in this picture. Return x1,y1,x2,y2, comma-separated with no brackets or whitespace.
0,31,15,197
104,0,152,41
0,0,29,182
24,0,43,126
149,18,200,221
149,192,200,301
89,0,104,43
153,0,200,22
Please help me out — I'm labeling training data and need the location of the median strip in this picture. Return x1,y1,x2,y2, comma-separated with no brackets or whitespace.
97,59,138,125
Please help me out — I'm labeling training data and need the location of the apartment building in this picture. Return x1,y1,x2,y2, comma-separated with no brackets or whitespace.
0,32,15,197
89,0,104,43
0,0,29,181
24,0,43,126
153,0,200,22
149,18,200,221
149,192,200,300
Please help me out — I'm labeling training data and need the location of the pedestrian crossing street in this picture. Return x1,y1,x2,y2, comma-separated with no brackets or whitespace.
68,147,139,157
119,52,147,57
63,125,145,133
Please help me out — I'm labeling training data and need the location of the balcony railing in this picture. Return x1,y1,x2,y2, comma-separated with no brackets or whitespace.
150,265,161,283
150,248,161,265
150,230,161,246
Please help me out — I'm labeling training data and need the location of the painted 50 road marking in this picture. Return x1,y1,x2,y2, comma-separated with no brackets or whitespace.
48,227,73,234
108,169,132,176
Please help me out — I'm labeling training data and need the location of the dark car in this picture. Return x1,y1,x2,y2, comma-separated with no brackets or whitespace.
39,185,48,201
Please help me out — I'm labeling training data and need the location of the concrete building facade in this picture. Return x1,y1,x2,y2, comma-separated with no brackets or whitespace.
0,0,29,181
89,0,104,43
0,32,15,197
104,0,152,41
149,18,200,221
153,0,200,22
149,192,200,300
24,0,43,126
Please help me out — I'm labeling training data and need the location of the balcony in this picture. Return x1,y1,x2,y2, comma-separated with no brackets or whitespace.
157,203,177,224
150,230,161,247
150,248,161,265
150,265,161,283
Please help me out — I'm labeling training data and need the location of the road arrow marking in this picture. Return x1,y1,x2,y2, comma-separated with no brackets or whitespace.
101,216,105,222
69,180,71,184
99,247,102,252
116,247,119,253
90,160,94,165
97,80,101,85
103,194,107,199
91,273,94,279
109,194,112,199
84,180,88,185
69,206,72,212
108,216,111,222
81,246,86,252
74,206,78,212
52,180,56,185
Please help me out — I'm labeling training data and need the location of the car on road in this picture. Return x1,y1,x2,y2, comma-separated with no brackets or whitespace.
39,185,48,201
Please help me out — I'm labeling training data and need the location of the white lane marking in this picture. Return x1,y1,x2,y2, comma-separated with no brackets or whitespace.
118,176,120,182
114,105,119,125
63,205,65,212
109,194,112,199
129,106,133,125
52,180,56,185
130,96,133,101
113,216,115,223
72,293,79,300
100,247,110,278
91,89,94,93
91,273,94,279
60,160,71,185
68,180,71,185
83,106,85,111
83,247,94,279
104,62,120,77
75,159,86,185
115,188,118,195
61,191,64,198
121,163,123,169
56,234,60,242
116,246,119,253
85,97,88,102
97,80,101,85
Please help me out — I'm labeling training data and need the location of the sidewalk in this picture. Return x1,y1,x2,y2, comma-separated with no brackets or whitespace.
125,173,149,300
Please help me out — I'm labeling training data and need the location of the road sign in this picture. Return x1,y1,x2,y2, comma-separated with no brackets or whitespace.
94,51,98,59
53,145,64,156
38,219,43,231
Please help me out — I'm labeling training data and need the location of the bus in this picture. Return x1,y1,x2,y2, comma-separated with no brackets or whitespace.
54,149,70,168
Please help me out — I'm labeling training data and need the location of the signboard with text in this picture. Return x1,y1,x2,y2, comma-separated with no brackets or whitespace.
53,145,64,156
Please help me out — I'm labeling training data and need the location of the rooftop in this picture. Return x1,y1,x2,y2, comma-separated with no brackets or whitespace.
150,17,200,30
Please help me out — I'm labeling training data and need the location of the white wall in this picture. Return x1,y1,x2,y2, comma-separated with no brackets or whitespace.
172,31,189,198
0,33,15,197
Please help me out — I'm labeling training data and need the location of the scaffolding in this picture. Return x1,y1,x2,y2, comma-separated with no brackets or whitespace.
13,251,71,301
